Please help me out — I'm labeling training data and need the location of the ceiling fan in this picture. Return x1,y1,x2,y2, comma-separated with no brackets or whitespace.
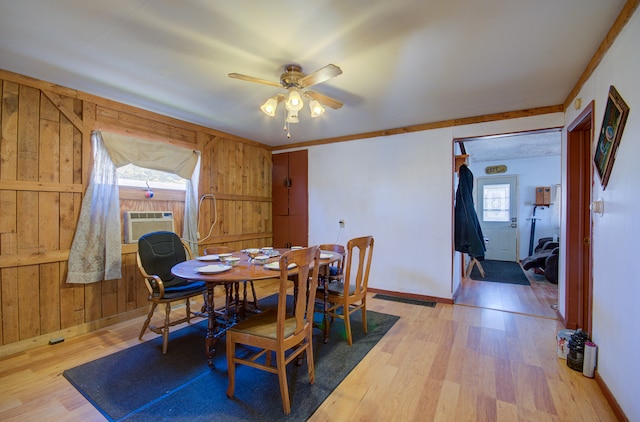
228,64,343,137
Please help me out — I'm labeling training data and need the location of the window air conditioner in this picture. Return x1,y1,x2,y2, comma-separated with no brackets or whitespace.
124,211,175,244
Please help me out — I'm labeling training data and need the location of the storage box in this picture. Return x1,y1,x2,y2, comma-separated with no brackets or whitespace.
536,186,551,205
557,329,575,359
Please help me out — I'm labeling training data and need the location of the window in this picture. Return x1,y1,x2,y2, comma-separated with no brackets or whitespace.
117,164,186,190
482,183,510,222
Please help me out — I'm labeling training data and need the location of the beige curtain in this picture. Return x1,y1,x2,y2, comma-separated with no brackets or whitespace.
66,130,200,284
66,131,122,283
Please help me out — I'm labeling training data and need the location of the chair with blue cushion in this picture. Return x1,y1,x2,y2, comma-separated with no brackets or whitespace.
137,231,207,354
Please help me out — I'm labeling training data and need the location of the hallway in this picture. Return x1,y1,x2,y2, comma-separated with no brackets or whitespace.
456,267,559,319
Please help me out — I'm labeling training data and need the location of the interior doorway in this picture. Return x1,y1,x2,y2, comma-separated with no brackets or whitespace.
454,130,561,318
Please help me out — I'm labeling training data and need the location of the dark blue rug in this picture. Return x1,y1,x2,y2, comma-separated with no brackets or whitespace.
470,259,530,285
63,295,399,421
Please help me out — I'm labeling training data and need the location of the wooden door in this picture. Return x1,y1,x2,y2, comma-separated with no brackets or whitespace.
565,102,594,334
272,150,308,248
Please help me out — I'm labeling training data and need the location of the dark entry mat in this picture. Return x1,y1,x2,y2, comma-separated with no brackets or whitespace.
373,294,436,307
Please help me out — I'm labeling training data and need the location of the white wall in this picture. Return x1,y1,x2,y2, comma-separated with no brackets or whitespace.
307,129,455,300
468,154,561,260
277,114,563,301
562,8,640,421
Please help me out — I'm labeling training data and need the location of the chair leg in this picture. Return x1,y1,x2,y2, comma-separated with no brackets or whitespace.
361,299,368,334
225,336,236,399
343,304,353,346
139,302,157,340
305,331,315,385
276,350,291,415
162,303,171,354
185,298,192,323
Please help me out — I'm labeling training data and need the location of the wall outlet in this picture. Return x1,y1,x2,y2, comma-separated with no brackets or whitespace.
339,220,345,228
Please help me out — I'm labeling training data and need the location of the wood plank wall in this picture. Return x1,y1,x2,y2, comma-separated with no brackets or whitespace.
0,69,272,352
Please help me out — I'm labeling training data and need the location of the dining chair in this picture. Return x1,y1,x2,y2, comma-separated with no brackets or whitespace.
315,243,346,343
226,246,321,415
319,236,374,346
136,231,207,354
204,246,259,319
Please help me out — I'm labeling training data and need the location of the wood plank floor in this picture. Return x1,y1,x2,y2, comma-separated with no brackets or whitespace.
455,265,560,319
0,278,617,421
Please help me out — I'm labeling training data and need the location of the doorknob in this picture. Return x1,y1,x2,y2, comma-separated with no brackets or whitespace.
511,223,517,228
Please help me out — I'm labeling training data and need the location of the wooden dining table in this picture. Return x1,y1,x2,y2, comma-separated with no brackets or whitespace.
171,248,342,366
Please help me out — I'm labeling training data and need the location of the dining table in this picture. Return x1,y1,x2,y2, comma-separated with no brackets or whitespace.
171,248,342,367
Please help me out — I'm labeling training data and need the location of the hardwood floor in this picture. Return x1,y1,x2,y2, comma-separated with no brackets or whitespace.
456,265,560,319
0,278,617,421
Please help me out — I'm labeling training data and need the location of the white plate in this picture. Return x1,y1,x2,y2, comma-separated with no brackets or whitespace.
320,253,333,259
195,264,232,274
264,262,297,271
196,255,219,261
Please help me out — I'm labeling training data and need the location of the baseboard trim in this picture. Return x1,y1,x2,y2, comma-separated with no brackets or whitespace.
595,371,628,421
368,288,453,305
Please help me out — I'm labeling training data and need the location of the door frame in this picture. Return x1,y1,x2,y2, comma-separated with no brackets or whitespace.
565,101,594,334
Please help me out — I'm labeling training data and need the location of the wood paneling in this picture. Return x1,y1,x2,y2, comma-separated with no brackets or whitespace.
0,69,273,351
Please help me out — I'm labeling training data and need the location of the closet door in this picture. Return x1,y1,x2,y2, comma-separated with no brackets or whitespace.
272,150,308,248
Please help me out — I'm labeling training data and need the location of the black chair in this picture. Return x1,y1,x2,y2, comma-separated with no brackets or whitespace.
137,231,207,354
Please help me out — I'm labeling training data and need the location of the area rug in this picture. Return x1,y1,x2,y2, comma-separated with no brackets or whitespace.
470,259,530,285
63,295,399,421
373,293,436,307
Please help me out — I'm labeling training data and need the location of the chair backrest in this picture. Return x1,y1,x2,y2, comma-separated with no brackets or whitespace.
276,246,320,339
138,231,192,287
204,246,231,255
318,243,346,276
344,236,374,297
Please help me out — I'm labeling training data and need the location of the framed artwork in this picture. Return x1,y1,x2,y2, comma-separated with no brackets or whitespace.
594,85,630,190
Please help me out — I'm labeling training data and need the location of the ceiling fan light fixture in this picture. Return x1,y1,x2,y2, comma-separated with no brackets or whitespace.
309,99,325,117
285,88,304,112
285,109,299,123
260,96,279,117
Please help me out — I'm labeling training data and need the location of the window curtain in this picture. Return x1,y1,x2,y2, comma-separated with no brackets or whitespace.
66,130,201,284
66,131,122,283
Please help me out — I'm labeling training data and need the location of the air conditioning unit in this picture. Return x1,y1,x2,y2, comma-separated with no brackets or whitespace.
124,211,175,244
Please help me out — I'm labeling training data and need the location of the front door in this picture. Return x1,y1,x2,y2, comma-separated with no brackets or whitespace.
477,175,518,261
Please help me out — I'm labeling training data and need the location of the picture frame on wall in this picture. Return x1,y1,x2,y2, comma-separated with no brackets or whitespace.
594,85,630,190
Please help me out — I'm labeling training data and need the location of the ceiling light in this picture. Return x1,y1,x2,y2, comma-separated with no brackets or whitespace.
260,96,279,117
285,89,304,112
309,99,325,117
285,110,299,123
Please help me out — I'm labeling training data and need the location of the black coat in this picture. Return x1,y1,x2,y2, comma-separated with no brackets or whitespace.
454,164,486,259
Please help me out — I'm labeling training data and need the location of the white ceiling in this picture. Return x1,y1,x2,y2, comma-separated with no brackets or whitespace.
0,0,625,148
461,130,562,163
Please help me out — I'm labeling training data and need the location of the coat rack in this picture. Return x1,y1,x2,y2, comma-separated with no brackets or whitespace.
455,154,469,173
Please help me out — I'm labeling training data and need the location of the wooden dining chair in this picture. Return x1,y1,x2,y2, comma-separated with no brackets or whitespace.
320,236,374,346
204,246,259,318
226,246,321,415
136,231,207,354
315,243,346,343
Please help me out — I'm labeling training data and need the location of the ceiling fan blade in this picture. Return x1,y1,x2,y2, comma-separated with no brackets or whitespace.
228,73,282,88
306,90,343,109
299,64,342,88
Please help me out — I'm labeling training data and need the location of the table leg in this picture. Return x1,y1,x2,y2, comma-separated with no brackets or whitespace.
205,284,218,367
322,280,330,343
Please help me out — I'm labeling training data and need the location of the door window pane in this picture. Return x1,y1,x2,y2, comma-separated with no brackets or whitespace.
483,184,510,222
